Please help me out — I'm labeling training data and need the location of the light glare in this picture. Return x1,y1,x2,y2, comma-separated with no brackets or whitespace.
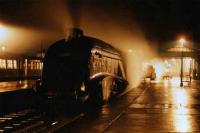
179,38,185,47
128,49,133,53
1,46,6,51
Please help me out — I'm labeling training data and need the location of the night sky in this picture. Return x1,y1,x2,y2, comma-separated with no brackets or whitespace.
0,0,200,53
131,0,200,43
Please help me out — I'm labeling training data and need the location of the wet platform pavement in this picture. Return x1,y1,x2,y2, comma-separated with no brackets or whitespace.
58,79,200,133
1,78,200,132
105,79,200,133
0,80,36,93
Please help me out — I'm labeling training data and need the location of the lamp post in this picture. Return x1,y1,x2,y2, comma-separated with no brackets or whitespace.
179,38,185,87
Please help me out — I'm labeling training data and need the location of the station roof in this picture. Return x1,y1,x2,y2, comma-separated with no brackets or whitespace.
158,46,200,58
168,46,194,52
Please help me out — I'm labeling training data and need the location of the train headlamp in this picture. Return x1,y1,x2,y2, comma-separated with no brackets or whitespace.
80,82,86,92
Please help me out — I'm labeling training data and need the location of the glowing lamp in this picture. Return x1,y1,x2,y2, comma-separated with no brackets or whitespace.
128,49,133,53
179,38,185,48
1,46,5,52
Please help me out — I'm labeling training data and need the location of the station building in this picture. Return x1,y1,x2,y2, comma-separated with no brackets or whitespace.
144,44,200,81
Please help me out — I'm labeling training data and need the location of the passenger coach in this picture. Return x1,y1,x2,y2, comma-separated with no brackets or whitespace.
0,53,42,81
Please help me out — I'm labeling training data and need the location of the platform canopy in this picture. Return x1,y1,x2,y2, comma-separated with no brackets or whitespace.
168,46,194,52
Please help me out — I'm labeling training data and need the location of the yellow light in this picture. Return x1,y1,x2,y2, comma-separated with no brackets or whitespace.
164,79,169,87
179,38,185,48
0,59,6,69
1,46,5,51
153,62,164,80
174,114,191,132
0,25,9,41
80,82,85,91
174,89,188,105
171,87,191,132
171,77,181,86
128,49,133,53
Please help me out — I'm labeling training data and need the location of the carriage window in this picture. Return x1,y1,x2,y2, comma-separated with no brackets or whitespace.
36,62,38,70
34,62,37,69
39,62,43,70
37,62,40,69
7,60,13,69
30,62,33,70
0,59,6,69
13,60,17,69
29,60,42,70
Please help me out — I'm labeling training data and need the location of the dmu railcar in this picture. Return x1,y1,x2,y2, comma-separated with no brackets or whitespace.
35,29,128,110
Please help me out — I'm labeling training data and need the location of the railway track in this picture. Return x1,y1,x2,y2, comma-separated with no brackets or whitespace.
0,109,83,133
0,83,148,133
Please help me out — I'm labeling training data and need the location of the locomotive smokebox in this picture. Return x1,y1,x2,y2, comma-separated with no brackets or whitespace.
65,28,83,41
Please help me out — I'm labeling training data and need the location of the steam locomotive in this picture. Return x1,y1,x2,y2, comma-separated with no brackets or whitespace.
35,28,128,113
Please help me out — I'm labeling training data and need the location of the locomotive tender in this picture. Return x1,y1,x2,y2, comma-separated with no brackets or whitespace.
36,28,128,109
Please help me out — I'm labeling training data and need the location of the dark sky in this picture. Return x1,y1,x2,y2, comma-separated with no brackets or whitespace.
131,0,200,42
0,0,200,53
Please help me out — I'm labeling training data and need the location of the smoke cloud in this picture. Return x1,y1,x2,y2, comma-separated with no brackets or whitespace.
1,0,159,87
71,1,158,88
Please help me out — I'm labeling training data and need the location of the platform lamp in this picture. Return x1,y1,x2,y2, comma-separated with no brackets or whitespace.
179,38,185,87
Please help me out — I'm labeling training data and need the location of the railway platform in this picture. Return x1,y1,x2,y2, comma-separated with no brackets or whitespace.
0,80,36,93
0,80,37,115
